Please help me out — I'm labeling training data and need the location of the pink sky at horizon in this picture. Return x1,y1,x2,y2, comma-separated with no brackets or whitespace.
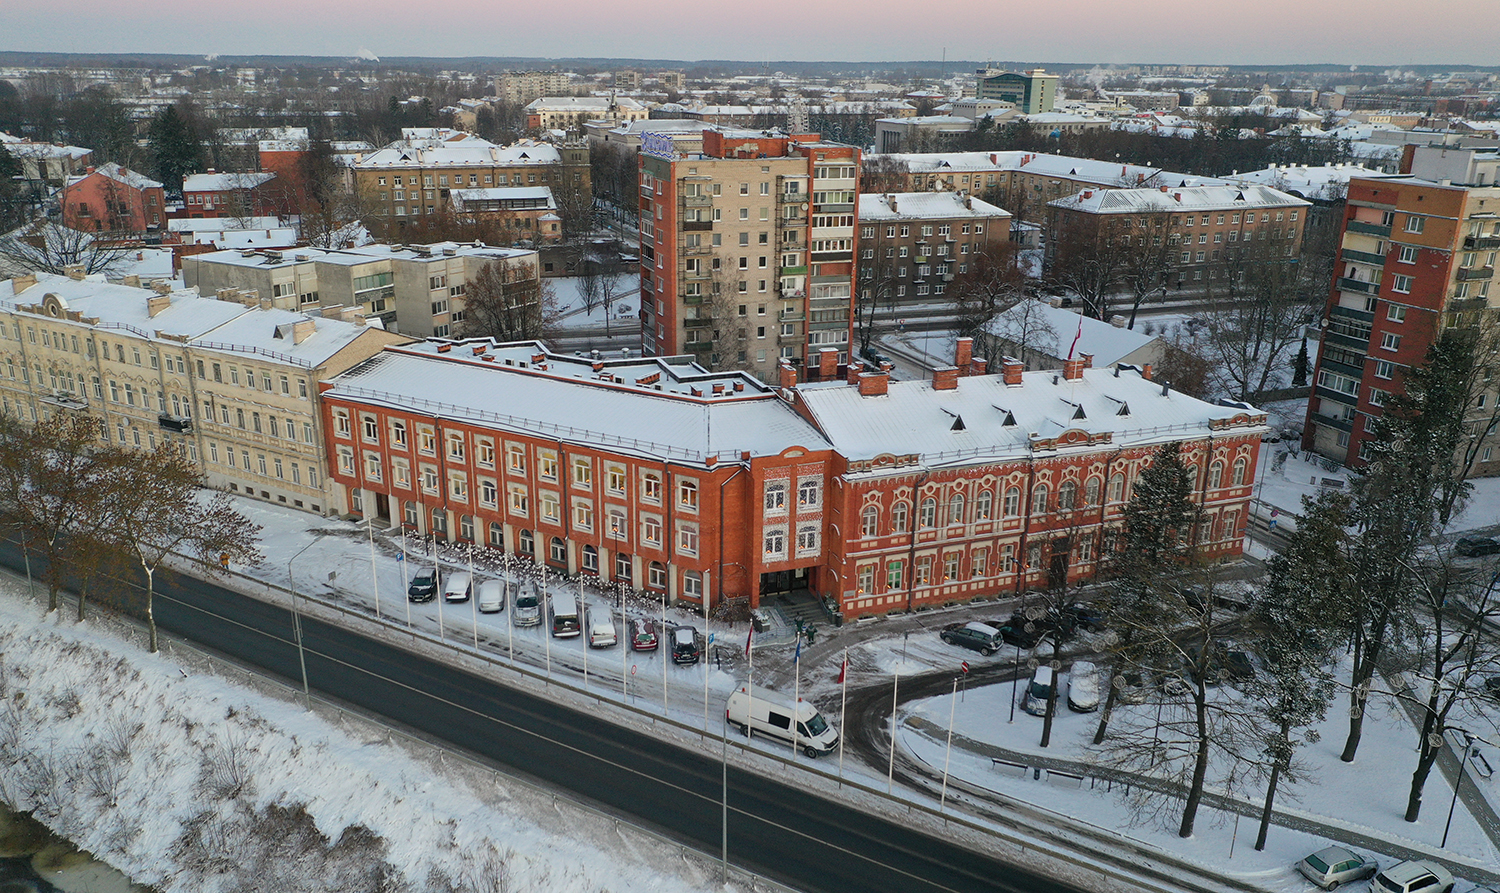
2,0,1495,66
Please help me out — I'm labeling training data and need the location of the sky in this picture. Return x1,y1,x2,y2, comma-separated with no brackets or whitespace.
2,0,1497,67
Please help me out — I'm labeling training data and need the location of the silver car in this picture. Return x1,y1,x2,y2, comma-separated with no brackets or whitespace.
1297,846,1376,890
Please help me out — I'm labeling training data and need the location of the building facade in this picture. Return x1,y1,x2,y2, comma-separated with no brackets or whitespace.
0,271,404,514
1303,147,1500,473
496,71,575,106
59,164,165,234
856,191,1011,309
524,96,649,132
637,129,860,382
182,242,543,339
974,69,1059,115
181,171,290,219
320,337,1265,616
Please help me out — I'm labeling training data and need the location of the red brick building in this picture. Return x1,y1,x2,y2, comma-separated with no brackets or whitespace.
182,171,292,219
60,163,165,234
321,338,1266,616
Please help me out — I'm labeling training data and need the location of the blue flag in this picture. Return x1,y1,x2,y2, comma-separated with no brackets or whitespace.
794,635,802,663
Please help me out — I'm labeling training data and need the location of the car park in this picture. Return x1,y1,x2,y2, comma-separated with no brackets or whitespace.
1369,860,1452,893
939,622,1003,655
1455,536,1500,557
1297,846,1377,890
476,579,504,613
407,567,439,602
1067,661,1101,712
671,626,700,664
629,618,658,651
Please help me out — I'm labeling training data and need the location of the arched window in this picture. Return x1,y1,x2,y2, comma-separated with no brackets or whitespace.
1208,462,1224,489
549,535,566,564
582,544,598,573
431,507,447,536
459,514,474,541
919,497,937,528
1003,487,1020,517
1232,457,1248,486
1031,484,1049,516
615,552,632,582
1084,477,1101,506
518,529,534,555
1108,473,1125,503
975,490,993,520
1058,481,1078,511
947,493,965,525
891,501,910,533
488,521,504,548
403,500,418,527
648,560,666,589
861,505,880,537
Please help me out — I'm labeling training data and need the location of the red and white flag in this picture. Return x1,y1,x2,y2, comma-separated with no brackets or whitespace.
836,655,847,685
1067,312,1084,361
744,625,754,659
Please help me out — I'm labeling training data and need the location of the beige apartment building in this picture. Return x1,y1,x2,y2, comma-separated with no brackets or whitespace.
0,270,404,514
182,242,543,339
496,71,575,105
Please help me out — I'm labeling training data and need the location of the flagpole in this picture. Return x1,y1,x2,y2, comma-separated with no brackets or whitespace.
506,569,513,663
542,561,551,682
702,620,711,731
620,585,628,701
887,670,899,794
941,675,958,811
469,542,478,650
581,577,588,692
838,646,848,786
367,517,381,621
400,525,411,631
434,536,445,642
661,586,669,718
746,624,754,740
792,631,801,759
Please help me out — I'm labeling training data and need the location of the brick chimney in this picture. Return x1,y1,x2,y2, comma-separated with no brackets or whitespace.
879,361,894,373
858,372,889,396
971,357,988,376
64,264,86,280
1063,357,1086,380
146,293,172,318
817,347,838,379
10,273,37,295
954,336,973,370
845,360,864,385
1001,357,1024,386
932,366,959,390
779,363,798,389
1141,363,1153,381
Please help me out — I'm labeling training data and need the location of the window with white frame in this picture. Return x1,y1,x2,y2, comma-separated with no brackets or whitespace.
796,523,819,556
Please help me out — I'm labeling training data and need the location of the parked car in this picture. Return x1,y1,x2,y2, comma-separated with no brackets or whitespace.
407,567,439,602
1022,666,1056,716
476,579,504,613
629,618,658,651
1297,846,1377,890
1455,536,1500,557
994,617,1043,649
442,571,472,603
587,607,617,648
940,622,1003,656
1368,860,1452,893
671,625,700,665
1484,675,1500,699
1061,603,1106,633
1224,650,1255,682
725,687,839,757
513,588,542,627
1067,661,1101,712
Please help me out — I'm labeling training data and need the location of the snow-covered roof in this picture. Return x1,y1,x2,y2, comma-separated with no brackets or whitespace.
1221,164,1396,201
525,96,646,111
4,140,91,161
450,186,556,209
169,216,285,233
987,300,1160,367
1048,183,1310,214
857,191,1011,221
326,340,831,465
68,162,161,191
182,171,276,192
354,139,562,169
879,115,972,127
191,304,383,368
794,365,1265,467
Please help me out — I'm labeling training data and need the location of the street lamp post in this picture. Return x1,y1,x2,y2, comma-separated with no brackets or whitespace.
1443,730,1478,849
287,536,323,709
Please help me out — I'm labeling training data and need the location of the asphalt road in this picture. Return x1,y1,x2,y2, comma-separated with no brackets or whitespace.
0,539,1086,893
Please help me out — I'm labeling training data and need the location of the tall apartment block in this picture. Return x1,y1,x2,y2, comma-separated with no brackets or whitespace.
1304,146,1500,474
637,130,860,381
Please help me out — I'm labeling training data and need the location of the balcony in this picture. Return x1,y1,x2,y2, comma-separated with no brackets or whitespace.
1347,220,1391,238
780,265,808,276
1309,411,1356,433
682,220,712,232
683,194,712,209
778,192,806,204
158,414,193,433
682,294,704,305
1456,265,1494,281
779,308,805,322
1341,248,1386,266
779,215,808,227
1465,235,1500,250
1337,276,1377,295
815,203,855,214
682,244,711,256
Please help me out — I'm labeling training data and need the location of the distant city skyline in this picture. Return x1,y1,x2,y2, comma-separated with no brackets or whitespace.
2,0,1497,68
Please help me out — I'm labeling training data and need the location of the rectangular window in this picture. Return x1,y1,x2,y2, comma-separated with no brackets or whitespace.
678,478,698,510
677,522,699,556
1398,245,1418,264
1392,275,1412,294
1404,215,1425,234
572,457,592,487
539,449,558,481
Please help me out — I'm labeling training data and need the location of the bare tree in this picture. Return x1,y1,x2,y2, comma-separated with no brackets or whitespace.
1201,257,1317,402
700,252,751,373
97,444,262,653
458,259,550,342
860,156,911,194
1116,211,1181,329
950,241,1029,362
0,222,135,278
1046,211,1128,321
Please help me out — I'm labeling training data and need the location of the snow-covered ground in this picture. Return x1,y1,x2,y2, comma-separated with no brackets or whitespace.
0,581,774,893
548,275,641,333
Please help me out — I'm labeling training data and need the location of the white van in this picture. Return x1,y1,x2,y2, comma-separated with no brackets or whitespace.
725,687,839,757
476,579,504,614
587,607,617,648
550,592,581,638
514,587,542,627
442,571,472,603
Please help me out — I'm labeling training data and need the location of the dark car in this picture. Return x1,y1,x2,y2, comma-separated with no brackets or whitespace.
629,618,658,652
940,622,1003,656
998,620,1043,649
407,566,439,602
1455,536,1500,557
671,625,700,665
1224,650,1255,682
1061,603,1106,633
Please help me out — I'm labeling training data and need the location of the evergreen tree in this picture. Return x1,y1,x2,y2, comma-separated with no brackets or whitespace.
1121,441,1197,567
147,105,203,193
1292,337,1309,388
